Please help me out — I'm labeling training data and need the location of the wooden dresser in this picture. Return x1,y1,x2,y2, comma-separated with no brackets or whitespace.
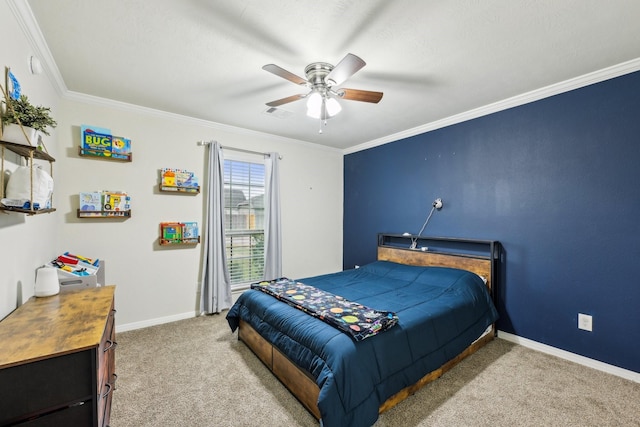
0,286,116,427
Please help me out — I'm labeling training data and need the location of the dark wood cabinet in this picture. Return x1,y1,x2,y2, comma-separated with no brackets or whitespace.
0,286,116,427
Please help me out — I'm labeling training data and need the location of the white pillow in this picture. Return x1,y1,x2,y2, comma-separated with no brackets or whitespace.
6,165,54,209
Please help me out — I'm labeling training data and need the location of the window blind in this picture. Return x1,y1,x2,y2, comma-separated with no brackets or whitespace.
224,159,265,285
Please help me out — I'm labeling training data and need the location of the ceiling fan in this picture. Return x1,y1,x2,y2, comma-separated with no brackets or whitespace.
262,53,383,127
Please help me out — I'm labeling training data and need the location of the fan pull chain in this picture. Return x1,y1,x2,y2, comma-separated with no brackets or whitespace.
318,119,329,134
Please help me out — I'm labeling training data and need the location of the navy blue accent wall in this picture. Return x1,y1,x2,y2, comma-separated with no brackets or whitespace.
344,71,640,373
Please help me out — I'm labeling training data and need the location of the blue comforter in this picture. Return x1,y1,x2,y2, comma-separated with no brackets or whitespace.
227,261,499,427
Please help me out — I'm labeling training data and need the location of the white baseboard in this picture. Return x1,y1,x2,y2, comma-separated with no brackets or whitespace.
118,290,248,332
498,331,640,383
117,311,197,333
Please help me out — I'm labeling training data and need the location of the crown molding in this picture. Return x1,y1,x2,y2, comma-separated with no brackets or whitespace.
344,57,640,155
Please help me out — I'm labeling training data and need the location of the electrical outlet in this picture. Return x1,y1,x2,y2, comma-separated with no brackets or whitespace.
578,313,593,332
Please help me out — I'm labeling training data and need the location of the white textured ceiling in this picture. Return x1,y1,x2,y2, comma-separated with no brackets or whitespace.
24,0,640,150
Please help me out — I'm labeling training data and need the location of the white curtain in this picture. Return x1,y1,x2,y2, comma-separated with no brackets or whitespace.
199,141,232,314
263,153,282,280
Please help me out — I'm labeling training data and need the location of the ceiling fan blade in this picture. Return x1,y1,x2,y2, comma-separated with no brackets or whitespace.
338,88,383,103
262,64,307,86
265,94,306,107
326,53,366,86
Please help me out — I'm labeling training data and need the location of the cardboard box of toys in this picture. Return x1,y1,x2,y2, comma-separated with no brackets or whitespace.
48,252,105,291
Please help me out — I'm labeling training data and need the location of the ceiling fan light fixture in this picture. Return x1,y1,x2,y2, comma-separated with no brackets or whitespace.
326,97,342,117
306,91,342,119
306,91,323,118
264,53,380,126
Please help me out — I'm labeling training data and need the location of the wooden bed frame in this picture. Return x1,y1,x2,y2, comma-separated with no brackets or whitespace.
237,236,501,420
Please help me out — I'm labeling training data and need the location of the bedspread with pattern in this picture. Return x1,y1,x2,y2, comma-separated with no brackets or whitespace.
251,277,398,341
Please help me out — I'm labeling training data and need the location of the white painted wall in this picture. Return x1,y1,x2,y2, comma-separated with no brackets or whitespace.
55,99,343,329
1,1,344,329
0,1,60,319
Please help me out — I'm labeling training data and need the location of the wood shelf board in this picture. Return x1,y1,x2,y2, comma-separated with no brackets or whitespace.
1,140,55,162
78,147,132,162
159,184,200,194
0,206,56,215
77,209,131,218
159,237,200,246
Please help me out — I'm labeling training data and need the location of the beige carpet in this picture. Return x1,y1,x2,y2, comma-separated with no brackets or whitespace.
110,315,640,427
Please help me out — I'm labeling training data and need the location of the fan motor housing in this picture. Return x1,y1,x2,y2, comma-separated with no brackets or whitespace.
305,62,334,89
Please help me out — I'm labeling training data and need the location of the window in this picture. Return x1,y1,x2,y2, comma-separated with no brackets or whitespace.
224,159,265,287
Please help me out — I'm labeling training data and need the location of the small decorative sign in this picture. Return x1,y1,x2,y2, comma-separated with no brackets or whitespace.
8,70,21,100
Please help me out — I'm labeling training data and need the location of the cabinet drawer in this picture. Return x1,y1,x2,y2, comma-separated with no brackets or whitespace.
15,401,93,427
0,350,93,424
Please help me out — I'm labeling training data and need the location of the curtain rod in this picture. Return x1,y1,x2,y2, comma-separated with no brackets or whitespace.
197,140,283,159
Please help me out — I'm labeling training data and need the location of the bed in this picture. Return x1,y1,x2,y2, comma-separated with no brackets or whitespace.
226,234,501,427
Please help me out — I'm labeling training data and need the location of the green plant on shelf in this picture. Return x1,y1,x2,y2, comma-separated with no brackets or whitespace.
2,94,57,135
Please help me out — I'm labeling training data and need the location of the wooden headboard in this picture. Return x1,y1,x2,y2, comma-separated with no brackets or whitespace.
376,234,501,294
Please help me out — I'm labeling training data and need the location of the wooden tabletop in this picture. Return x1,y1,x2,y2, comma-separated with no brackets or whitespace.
0,286,115,369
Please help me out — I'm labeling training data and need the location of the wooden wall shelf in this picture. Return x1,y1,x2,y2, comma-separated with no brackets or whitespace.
77,209,131,218
158,184,200,194
79,147,132,162
1,140,55,215
1,206,56,215
1,139,55,162
160,236,200,246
